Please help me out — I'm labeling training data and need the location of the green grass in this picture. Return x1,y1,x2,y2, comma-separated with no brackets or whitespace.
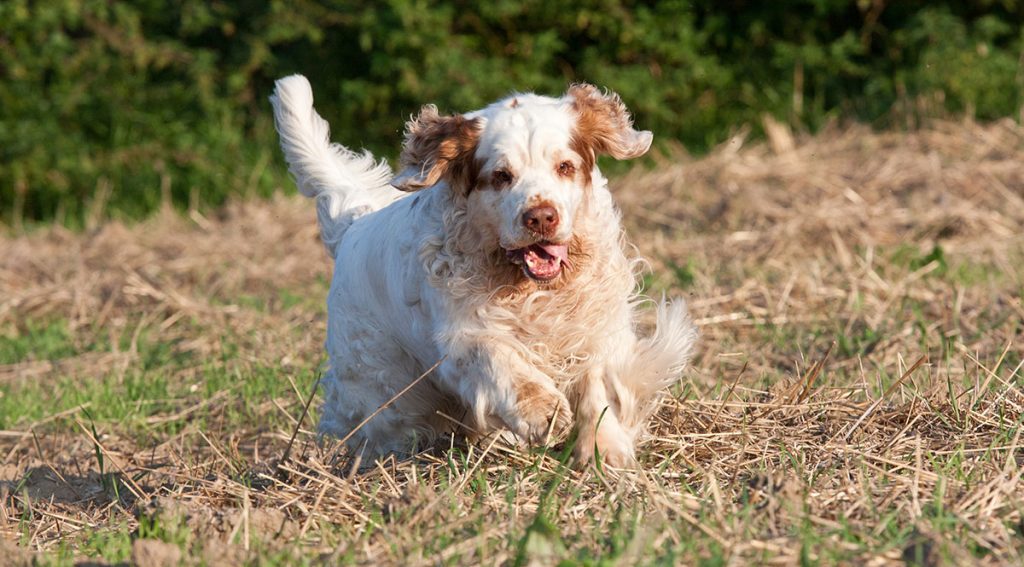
0,317,316,438
0,320,78,365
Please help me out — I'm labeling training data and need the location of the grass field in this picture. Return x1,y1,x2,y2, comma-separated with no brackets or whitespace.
2,118,1023,566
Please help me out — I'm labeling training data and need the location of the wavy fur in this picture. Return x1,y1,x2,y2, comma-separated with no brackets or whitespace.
269,75,400,256
271,75,698,467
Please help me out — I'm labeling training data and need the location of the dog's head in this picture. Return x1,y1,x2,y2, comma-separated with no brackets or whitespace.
391,84,651,283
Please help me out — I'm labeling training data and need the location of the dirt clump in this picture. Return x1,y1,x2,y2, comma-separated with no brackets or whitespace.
131,538,182,567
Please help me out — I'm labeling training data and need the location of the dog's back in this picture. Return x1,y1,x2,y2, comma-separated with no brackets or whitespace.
269,75,403,256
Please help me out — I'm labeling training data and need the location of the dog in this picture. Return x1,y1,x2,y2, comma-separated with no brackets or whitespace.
270,76,697,467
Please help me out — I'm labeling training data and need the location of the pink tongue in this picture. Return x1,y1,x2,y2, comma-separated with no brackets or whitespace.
537,243,569,264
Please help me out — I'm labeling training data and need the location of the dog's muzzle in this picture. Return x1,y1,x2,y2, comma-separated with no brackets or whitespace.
505,241,569,281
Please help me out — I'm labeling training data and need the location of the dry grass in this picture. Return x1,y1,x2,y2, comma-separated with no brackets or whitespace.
2,118,1023,566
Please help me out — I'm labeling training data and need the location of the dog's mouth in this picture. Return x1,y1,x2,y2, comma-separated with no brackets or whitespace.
505,241,570,282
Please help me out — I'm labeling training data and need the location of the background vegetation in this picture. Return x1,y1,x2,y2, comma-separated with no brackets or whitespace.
3,2,1024,564
2,0,1023,226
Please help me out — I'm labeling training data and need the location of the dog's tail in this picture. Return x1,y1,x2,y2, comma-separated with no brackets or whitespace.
616,299,699,437
270,74,402,256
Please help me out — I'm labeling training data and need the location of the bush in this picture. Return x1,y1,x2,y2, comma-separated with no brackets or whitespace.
1,0,1021,226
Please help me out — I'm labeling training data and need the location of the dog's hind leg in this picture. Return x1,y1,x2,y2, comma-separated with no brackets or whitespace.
615,299,698,437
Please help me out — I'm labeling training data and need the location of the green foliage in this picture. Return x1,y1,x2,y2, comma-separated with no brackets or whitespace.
2,1,1023,225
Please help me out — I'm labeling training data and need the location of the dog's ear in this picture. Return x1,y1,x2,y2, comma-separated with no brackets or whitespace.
566,83,652,163
390,105,482,192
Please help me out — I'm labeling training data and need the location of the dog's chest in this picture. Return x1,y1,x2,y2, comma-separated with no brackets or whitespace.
493,282,620,363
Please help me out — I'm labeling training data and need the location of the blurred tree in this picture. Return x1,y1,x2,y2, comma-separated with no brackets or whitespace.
1,0,1021,225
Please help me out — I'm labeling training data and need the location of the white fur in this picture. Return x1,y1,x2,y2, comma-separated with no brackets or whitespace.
271,75,698,466
269,75,400,256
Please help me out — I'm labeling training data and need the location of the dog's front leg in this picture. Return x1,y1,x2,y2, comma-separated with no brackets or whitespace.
573,365,637,468
436,341,572,446
571,330,643,468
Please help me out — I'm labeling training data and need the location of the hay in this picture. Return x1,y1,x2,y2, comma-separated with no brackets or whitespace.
1,119,1022,564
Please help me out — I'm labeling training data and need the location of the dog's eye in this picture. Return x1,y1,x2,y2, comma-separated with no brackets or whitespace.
557,161,575,177
492,169,514,187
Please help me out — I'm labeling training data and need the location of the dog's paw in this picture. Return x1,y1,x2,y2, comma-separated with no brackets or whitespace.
574,420,636,469
512,381,573,446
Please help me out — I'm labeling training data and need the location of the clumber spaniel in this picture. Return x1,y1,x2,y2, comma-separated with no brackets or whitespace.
270,76,696,466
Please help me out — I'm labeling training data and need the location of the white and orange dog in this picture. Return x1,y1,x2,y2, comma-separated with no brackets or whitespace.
270,76,696,466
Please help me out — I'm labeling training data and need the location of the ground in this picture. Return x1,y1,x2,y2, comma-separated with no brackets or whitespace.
1,119,1023,566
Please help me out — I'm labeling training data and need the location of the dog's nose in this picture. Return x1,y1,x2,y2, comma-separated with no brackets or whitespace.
522,206,559,236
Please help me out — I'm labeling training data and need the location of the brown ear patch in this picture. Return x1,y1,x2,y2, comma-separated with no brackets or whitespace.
567,83,653,181
392,105,483,192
